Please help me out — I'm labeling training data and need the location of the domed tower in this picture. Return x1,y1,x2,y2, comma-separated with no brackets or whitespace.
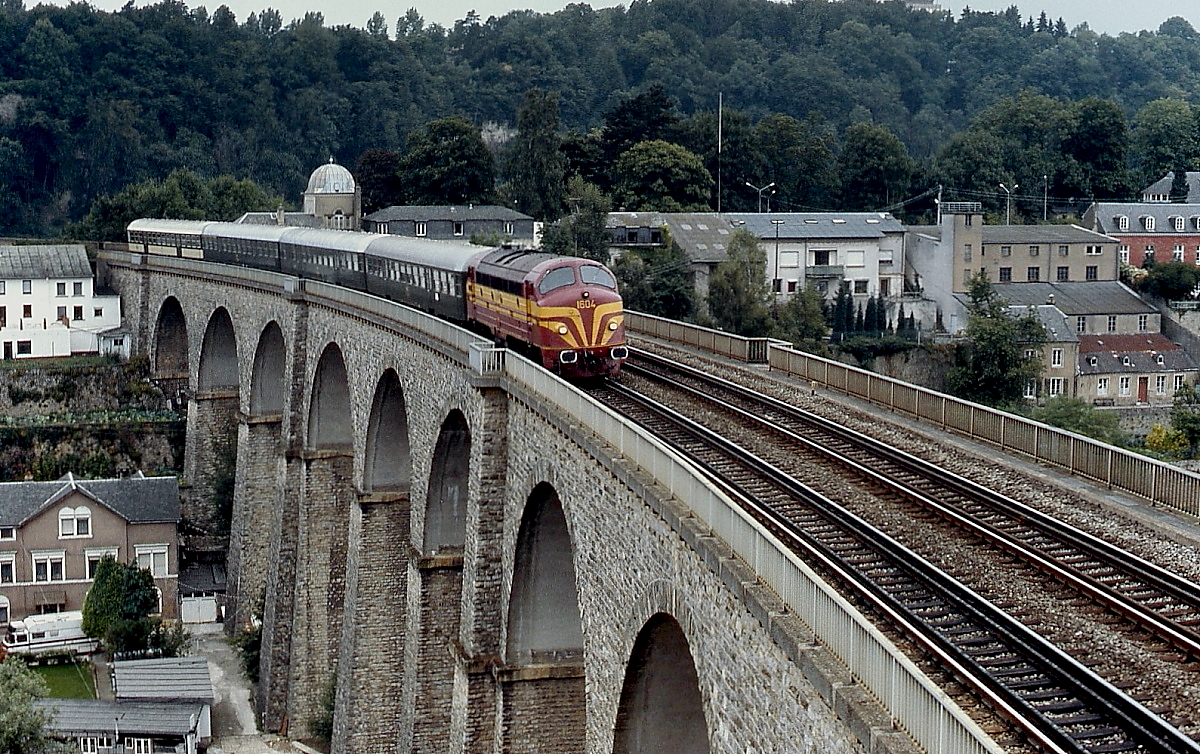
303,158,361,230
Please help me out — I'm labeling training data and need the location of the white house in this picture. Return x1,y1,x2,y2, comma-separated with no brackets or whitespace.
0,244,126,360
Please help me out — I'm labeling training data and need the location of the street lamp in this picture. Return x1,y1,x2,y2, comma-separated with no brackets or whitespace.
999,182,1018,225
746,181,775,213
771,219,785,295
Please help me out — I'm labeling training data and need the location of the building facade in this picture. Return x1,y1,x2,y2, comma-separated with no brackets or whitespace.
0,245,125,360
363,205,537,245
1083,202,1200,268
0,473,180,624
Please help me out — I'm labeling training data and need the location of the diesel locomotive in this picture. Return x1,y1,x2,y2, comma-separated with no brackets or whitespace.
126,219,628,379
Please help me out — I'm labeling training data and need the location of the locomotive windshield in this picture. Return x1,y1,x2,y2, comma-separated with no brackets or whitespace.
579,265,617,289
537,266,577,294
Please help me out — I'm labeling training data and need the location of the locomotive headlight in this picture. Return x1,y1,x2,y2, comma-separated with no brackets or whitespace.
558,325,569,335
608,322,618,331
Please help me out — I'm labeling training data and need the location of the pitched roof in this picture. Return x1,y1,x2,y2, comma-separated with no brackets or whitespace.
366,205,532,222
1086,202,1200,235
1141,171,1200,202
0,473,180,527
1008,304,1077,343
35,699,206,737
981,224,1115,245
113,656,214,702
1077,334,1200,374
989,281,1154,315
0,245,91,280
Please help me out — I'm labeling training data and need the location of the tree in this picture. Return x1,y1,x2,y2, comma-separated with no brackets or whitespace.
947,273,1046,407
839,122,914,211
398,116,494,205
1130,99,1198,187
1060,97,1129,200
611,140,712,212
600,84,680,171
504,89,566,221
773,285,827,345
610,240,696,319
82,556,158,652
707,228,771,336
0,658,70,754
1030,396,1122,444
354,149,403,214
1170,165,1191,203
540,175,611,263
1137,260,1200,300
1171,383,1200,454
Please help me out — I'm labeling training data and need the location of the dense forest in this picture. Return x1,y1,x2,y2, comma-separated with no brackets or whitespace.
3,0,1200,234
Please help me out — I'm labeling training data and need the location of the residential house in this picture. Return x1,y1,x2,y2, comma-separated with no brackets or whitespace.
1012,304,1079,402
1139,171,1200,203
37,655,214,754
908,202,1120,333
238,159,361,230
979,282,1195,405
364,205,538,246
0,473,181,625
1082,201,1200,268
0,245,126,360
607,211,907,314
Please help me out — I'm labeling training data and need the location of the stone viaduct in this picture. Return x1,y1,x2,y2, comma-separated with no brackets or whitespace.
99,250,993,754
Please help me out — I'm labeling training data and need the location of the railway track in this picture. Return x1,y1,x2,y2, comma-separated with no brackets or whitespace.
585,351,1200,753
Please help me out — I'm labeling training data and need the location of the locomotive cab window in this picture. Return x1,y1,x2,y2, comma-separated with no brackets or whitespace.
580,265,617,289
537,267,577,294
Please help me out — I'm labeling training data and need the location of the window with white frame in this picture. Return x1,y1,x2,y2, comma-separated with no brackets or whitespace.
1176,374,1187,392
0,281,5,294
453,222,464,236
135,545,169,577
85,548,118,580
0,526,13,541
1001,245,1012,256
415,222,427,237
1029,245,1040,256
32,551,65,582
1058,245,1068,256
1108,315,1117,333
1119,245,1129,263
0,595,8,624
21,280,30,294
0,553,14,584
1048,378,1064,396
1097,377,1109,396
56,282,66,296
1143,216,1155,231
1157,375,1167,395
1119,376,1131,396
59,506,91,538
1085,245,1103,255
1116,215,1128,230
1175,244,1185,261
1077,316,1087,333
1024,379,1037,399
1024,348,1036,359
125,738,152,754
1051,348,1063,367
73,282,83,296
504,221,514,235
1139,314,1148,332
1174,215,1185,231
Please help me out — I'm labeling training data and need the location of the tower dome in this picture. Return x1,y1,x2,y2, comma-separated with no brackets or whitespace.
306,158,356,195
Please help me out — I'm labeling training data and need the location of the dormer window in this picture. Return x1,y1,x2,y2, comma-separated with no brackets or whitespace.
1173,215,1185,231
1122,356,1132,366
1193,216,1200,230
1156,354,1165,365
1143,216,1155,231
1089,356,1098,366
58,506,91,538
1116,215,1128,230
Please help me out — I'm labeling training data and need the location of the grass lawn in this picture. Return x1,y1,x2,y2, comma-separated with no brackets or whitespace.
34,662,97,699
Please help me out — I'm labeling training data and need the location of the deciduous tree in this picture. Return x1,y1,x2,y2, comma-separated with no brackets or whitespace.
82,555,158,652
947,273,1046,407
707,228,771,336
0,658,69,754
398,115,494,205
504,88,566,221
611,140,712,212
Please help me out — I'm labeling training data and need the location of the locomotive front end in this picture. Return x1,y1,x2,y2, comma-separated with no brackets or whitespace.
532,262,627,379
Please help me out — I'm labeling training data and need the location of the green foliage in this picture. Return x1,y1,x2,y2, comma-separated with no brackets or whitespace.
1145,423,1190,458
839,122,914,211
230,623,262,684
148,619,193,658
73,169,281,242
398,116,494,205
610,241,696,320
611,140,713,212
81,556,159,652
1029,396,1123,445
541,176,611,263
1170,383,1200,454
947,273,1047,408
0,658,71,754
772,286,827,345
308,674,338,741
1134,260,1200,300
354,149,403,214
835,335,917,364
504,88,566,222
707,228,771,336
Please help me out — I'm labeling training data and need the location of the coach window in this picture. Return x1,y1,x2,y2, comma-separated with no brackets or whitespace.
538,267,576,294
580,265,617,289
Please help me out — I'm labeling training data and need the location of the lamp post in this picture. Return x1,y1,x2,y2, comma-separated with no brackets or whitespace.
1042,175,1048,221
746,181,775,213
771,219,785,295
999,182,1018,225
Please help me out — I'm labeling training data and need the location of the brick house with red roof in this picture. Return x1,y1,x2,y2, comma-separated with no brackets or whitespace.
1076,334,1199,406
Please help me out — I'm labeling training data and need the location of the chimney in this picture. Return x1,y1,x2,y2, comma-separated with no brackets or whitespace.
1047,293,1055,305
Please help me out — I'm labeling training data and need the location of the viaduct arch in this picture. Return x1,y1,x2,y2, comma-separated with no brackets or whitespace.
102,252,953,754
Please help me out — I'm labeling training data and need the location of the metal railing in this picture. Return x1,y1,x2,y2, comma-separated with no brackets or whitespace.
626,311,1200,517
503,354,1001,754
